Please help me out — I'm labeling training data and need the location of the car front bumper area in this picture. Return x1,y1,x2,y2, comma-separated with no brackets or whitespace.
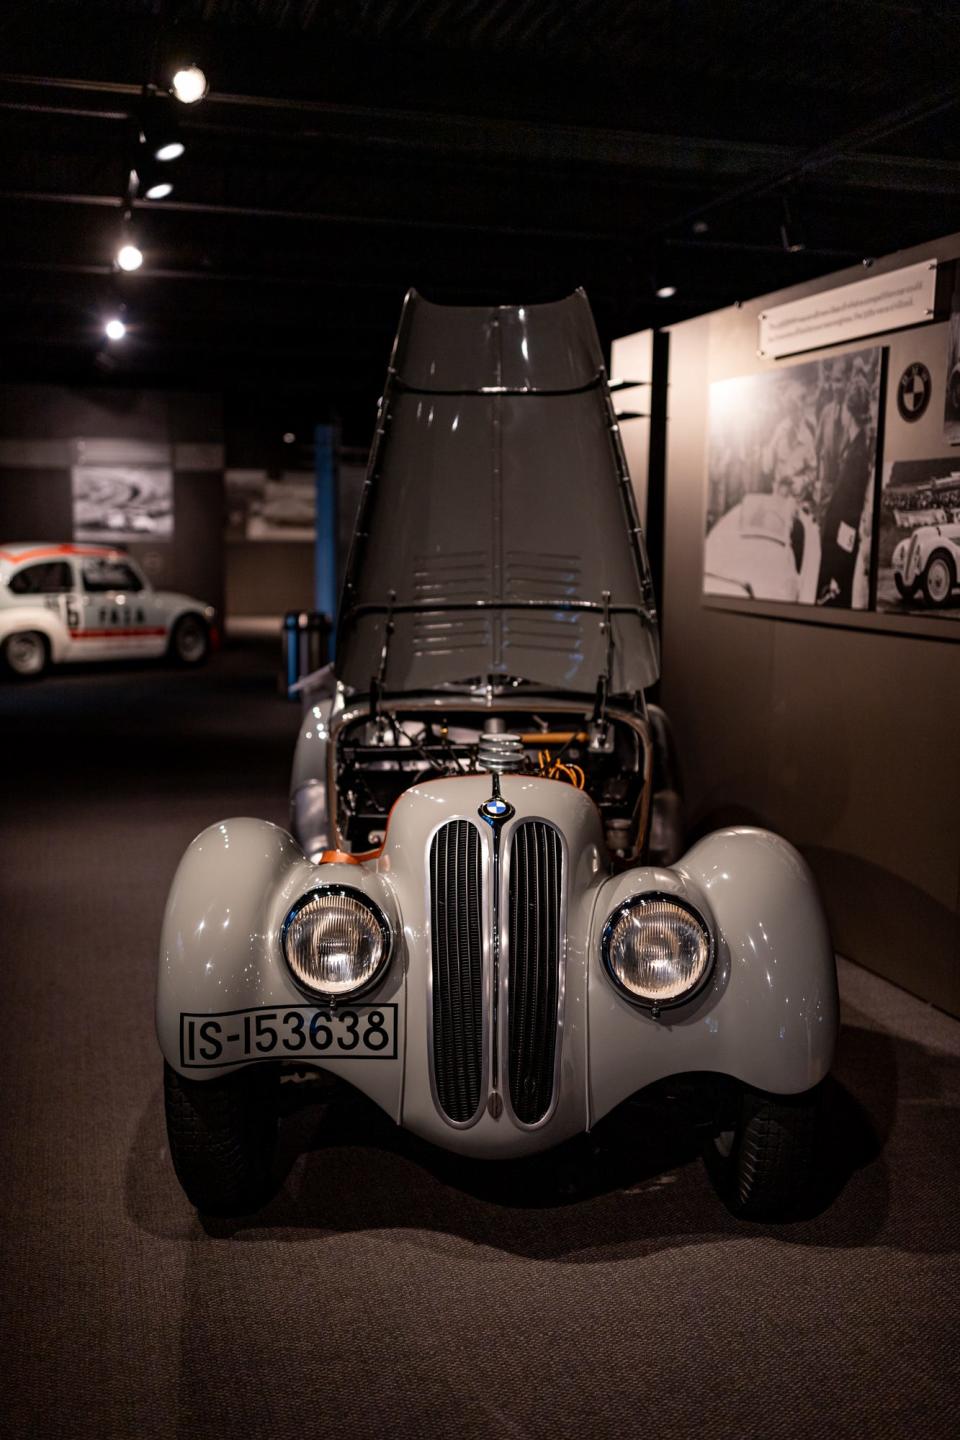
157,781,837,1162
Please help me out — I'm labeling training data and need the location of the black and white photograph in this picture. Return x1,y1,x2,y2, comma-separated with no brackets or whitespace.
71,463,173,542
224,467,316,540
944,268,960,444
704,347,883,608
877,457,960,616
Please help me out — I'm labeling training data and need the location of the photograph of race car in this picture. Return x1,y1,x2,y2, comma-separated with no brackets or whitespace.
878,459,960,616
705,348,882,608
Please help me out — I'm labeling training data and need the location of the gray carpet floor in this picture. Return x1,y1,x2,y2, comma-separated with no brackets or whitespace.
1,643,957,1439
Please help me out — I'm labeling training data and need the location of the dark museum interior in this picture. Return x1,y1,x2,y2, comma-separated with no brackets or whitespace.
1,4,958,1439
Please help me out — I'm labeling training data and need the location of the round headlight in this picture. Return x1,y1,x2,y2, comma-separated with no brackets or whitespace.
281,885,391,999
602,893,713,1010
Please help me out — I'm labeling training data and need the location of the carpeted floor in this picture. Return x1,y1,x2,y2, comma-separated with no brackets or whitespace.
0,642,957,1440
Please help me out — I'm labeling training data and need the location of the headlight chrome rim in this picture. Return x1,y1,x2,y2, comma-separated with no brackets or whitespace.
601,891,714,1013
280,883,392,1002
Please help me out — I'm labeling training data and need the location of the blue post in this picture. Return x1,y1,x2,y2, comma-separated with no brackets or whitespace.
314,422,337,659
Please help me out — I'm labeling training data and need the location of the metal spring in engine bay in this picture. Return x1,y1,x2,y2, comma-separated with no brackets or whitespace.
476,731,525,774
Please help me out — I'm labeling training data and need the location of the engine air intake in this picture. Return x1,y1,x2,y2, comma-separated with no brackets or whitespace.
508,820,562,1124
429,820,484,1123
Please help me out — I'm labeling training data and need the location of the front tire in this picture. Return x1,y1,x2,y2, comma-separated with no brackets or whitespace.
920,551,955,609
702,1082,820,1220
164,1061,280,1214
893,572,916,601
170,613,209,666
3,630,49,678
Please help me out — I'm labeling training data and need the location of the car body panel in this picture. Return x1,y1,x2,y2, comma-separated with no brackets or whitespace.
158,780,837,1159
336,290,659,698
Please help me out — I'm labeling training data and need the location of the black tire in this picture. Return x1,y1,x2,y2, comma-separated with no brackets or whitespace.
3,630,49,678
169,612,210,666
701,1081,820,1220
893,572,916,601
163,1061,280,1214
920,550,955,609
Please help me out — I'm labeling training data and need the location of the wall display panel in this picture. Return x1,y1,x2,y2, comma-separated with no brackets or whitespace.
945,270,960,444
224,468,315,540
71,462,174,542
877,457,960,617
704,347,883,608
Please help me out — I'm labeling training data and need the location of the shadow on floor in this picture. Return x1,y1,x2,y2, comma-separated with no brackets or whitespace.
120,1019,960,1262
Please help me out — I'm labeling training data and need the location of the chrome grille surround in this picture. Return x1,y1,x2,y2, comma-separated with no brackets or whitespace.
428,818,487,1125
504,819,565,1127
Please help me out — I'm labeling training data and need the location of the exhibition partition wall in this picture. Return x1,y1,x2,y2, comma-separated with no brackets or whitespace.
0,385,225,614
648,231,960,1015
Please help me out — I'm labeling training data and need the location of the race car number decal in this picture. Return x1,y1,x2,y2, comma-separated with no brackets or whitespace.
179,1003,398,1068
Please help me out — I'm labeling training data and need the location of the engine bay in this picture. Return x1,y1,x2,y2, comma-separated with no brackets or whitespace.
330,700,652,860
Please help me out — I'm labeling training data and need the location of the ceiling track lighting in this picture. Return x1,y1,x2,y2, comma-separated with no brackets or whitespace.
105,317,126,341
116,241,143,272
779,193,806,253
171,64,208,105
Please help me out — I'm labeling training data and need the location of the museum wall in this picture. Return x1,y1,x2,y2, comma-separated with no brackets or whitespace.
0,384,225,614
656,233,960,1015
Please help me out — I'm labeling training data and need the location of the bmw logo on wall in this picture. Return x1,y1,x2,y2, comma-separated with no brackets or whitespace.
897,362,932,421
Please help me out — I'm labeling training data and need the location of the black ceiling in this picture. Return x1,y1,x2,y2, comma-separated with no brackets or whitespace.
2,0,959,439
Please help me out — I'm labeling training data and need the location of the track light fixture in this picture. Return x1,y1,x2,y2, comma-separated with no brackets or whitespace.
105,317,126,341
116,242,143,272
171,64,208,105
141,95,185,164
779,193,806,253
655,284,677,299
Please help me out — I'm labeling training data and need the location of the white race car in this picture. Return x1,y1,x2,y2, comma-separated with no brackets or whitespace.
892,523,960,608
0,542,216,677
704,492,821,603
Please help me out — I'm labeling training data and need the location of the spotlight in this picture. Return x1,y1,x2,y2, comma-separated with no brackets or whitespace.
116,243,143,272
171,65,208,105
283,432,296,444
155,139,185,162
655,284,677,299
144,179,173,200
105,318,126,341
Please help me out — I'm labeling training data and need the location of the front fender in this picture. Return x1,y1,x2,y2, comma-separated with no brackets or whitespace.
587,827,838,1124
155,818,405,1121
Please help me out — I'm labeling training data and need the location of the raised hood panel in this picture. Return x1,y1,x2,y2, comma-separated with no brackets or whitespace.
336,290,659,697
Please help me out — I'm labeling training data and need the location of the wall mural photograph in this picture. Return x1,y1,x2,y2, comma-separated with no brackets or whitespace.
704,346,883,608
71,463,174,542
878,458,960,616
945,273,960,445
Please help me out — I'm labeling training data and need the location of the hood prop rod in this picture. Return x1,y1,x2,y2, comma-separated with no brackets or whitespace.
592,589,614,734
369,588,396,725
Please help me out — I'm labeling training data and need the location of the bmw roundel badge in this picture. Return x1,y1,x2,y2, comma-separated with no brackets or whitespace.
479,795,514,823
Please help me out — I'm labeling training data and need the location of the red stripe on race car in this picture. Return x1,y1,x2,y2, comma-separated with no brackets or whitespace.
69,627,168,639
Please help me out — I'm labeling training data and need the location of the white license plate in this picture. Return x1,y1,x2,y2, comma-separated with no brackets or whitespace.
179,1003,398,1069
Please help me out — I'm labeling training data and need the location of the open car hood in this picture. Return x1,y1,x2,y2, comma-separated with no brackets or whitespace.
336,289,659,698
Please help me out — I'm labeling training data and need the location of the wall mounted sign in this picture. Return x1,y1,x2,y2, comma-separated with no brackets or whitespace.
758,260,937,359
704,346,883,609
897,362,932,421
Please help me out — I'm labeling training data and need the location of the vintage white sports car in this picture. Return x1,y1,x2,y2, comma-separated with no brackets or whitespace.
704,492,821,602
892,522,960,607
157,291,838,1220
0,543,216,676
